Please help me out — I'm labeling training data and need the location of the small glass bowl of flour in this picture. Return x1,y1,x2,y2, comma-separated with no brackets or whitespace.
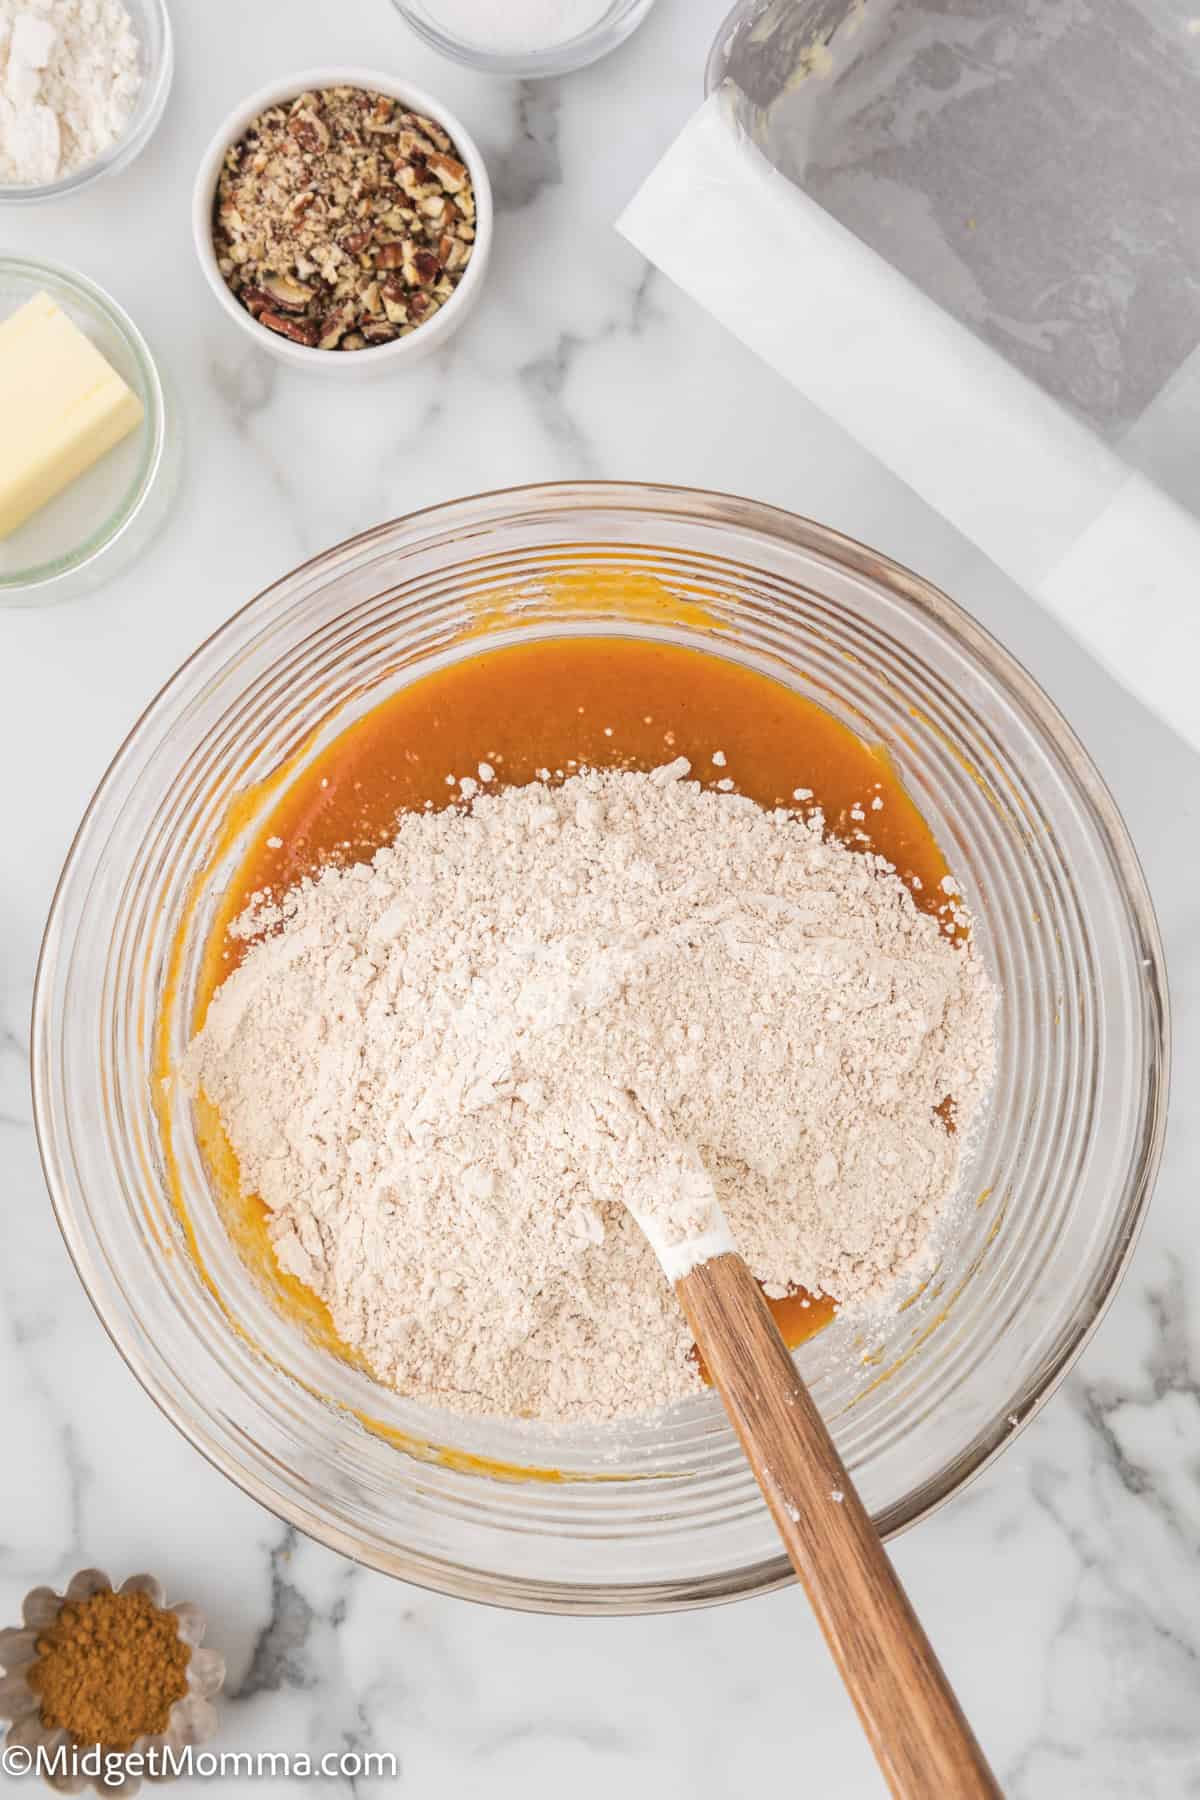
391,0,658,79
0,0,172,203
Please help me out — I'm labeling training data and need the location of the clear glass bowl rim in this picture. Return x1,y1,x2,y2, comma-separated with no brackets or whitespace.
0,0,173,204
389,0,658,78
32,480,1170,1611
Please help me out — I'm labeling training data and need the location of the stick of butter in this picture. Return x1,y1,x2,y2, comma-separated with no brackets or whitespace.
0,291,144,541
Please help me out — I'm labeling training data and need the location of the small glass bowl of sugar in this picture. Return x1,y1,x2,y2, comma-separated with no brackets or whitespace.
391,0,658,78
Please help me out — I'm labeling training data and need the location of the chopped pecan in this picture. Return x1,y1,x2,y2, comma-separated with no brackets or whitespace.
381,279,409,324
364,95,397,133
238,286,273,318
405,111,451,151
213,86,477,352
318,304,355,350
397,127,436,160
262,273,313,310
288,110,329,155
426,152,468,194
259,310,320,346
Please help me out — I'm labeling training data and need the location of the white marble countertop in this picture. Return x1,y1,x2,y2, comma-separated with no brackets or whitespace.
2,2,1198,1794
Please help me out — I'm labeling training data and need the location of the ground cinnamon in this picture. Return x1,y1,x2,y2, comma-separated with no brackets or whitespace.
28,1588,190,1753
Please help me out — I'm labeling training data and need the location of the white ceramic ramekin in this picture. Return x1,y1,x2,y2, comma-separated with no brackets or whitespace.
191,68,493,376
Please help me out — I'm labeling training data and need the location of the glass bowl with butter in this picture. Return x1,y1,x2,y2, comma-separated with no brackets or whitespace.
0,257,175,608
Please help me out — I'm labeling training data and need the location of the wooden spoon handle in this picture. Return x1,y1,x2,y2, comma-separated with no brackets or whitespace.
676,1252,1001,1800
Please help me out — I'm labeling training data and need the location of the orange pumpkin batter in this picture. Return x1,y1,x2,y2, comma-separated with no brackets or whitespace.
196,636,958,1377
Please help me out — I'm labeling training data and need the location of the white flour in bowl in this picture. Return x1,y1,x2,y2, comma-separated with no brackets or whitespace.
184,764,996,1423
0,0,141,186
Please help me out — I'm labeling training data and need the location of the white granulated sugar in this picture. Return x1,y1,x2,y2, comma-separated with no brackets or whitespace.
185,767,996,1423
419,0,610,55
0,0,141,185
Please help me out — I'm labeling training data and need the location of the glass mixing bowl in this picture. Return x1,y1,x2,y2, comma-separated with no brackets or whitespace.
33,483,1168,1614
